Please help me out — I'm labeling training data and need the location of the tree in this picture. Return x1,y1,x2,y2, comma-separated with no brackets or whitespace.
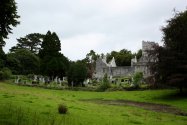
0,67,12,80
67,61,87,86
39,31,69,78
0,48,6,68
41,54,69,78
0,0,19,72
10,33,44,54
39,31,61,58
107,49,133,66
0,0,20,47
84,50,99,79
6,53,21,74
135,49,142,60
150,10,187,93
6,49,40,74
85,50,99,62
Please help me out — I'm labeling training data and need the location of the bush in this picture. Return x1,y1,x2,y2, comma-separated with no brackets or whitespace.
61,81,68,86
97,74,110,91
0,68,12,80
0,71,4,80
58,104,68,114
27,74,35,79
132,72,143,87
97,82,111,92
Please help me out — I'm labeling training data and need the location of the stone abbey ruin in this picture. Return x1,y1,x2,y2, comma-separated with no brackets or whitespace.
94,41,158,79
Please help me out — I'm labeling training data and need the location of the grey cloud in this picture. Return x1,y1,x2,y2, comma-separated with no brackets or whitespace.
4,0,187,60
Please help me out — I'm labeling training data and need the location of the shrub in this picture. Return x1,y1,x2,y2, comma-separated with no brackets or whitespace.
0,68,12,80
97,82,110,92
0,71,4,80
27,74,35,79
132,72,143,87
97,74,110,91
61,81,68,86
58,104,68,114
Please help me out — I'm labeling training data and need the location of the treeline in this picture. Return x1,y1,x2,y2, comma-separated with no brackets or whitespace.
0,30,141,85
0,0,142,86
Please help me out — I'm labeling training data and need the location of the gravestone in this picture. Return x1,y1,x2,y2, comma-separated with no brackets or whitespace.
15,76,20,84
57,78,61,84
32,75,39,84
33,75,37,82
54,77,58,83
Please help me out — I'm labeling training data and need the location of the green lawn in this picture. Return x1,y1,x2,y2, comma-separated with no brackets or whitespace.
0,82,187,125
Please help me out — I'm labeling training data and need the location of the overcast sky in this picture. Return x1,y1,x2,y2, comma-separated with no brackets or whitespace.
4,0,187,60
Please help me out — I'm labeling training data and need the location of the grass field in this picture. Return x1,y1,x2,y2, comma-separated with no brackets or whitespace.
0,82,187,125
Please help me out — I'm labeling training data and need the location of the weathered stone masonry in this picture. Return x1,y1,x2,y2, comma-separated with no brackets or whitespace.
94,41,158,79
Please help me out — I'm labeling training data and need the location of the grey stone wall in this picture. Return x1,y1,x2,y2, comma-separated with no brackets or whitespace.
110,66,134,77
94,41,158,79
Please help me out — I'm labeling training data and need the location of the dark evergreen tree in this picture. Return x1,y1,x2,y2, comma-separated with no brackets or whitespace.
67,61,87,86
39,31,61,57
41,54,69,78
39,31,69,78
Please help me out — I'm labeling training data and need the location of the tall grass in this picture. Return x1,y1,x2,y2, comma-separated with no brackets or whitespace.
0,82,187,125
0,103,85,125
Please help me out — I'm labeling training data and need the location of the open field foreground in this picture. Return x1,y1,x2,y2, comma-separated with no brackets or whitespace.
0,82,187,125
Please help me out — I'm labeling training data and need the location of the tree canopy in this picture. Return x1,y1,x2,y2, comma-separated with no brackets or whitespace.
67,61,87,86
6,49,40,74
39,31,61,57
83,50,100,79
150,9,187,93
0,48,6,68
106,49,133,66
10,33,44,54
0,0,20,47
39,31,69,78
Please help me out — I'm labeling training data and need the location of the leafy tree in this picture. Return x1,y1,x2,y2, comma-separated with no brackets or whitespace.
10,33,44,54
6,53,21,74
0,48,6,68
0,67,12,80
0,0,19,72
0,0,20,47
6,49,40,74
107,49,133,66
67,61,87,86
85,50,99,62
150,10,187,93
84,50,99,79
135,49,142,60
